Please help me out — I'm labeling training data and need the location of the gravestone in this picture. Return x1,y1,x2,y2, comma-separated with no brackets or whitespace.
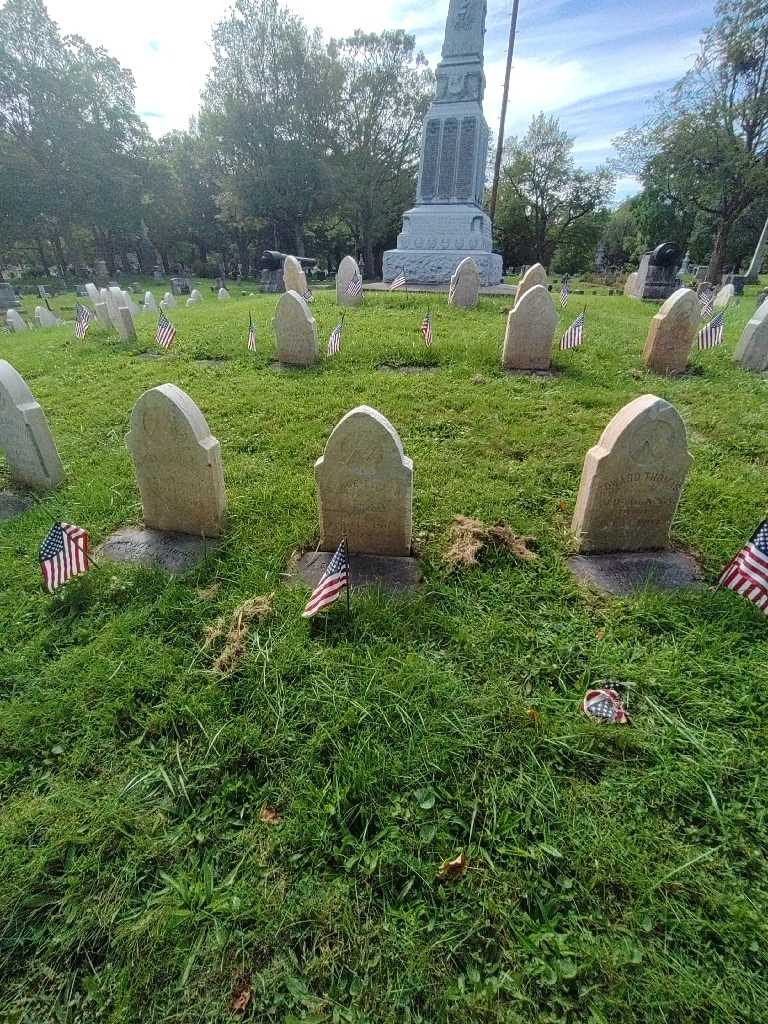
633,243,681,300
623,272,639,297
283,255,309,296
571,394,692,553
121,290,139,317
0,359,65,492
722,273,745,296
733,298,768,371
0,283,19,311
315,405,413,556
125,383,226,537
448,256,481,308
501,284,558,371
34,306,61,328
85,282,100,304
757,288,768,309
218,287,230,301
642,288,700,374
162,291,176,309
170,276,191,296
515,263,547,306
6,310,27,332
187,289,203,306
143,291,158,313
94,302,112,328
115,306,137,342
94,260,109,287
336,255,363,307
714,283,735,309
272,290,318,367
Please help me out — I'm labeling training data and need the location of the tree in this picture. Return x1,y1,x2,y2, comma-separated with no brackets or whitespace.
494,113,615,269
616,0,768,283
330,30,432,275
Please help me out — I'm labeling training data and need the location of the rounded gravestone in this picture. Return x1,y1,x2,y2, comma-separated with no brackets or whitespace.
218,287,230,301
336,255,363,307
143,291,158,313
642,288,700,374
315,405,413,556
714,283,735,310
733,298,768,371
515,263,547,306
501,284,558,370
571,394,692,553
126,383,226,537
448,257,481,309
7,309,27,332
163,291,177,309
283,255,309,296
272,290,318,366
0,359,65,491
623,271,639,297
34,306,60,328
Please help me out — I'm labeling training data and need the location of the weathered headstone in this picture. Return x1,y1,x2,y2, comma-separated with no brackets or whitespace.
714,283,735,309
448,256,481,308
143,291,158,313
283,255,308,296
571,394,692,553
733,298,768,371
515,263,547,306
218,287,230,301
163,291,177,309
125,384,226,536
115,306,137,342
6,309,27,332
93,302,111,329
623,271,639,297
315,405,412,555
186,289,203,306
122,290,139,317
272,290,318,367
642,288,700,374
336,255,363,307
501,284,558,371
0,359,65,491
34,306,61,328
85,282,100,304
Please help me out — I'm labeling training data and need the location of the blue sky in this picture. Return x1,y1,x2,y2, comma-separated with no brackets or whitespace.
45,0,715,202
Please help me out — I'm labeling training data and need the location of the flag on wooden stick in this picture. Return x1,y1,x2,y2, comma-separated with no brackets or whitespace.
39,522,90,593
718,520,768,614
302,539,350,617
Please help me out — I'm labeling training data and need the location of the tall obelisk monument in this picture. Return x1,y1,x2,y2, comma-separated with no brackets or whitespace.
383,0,503,286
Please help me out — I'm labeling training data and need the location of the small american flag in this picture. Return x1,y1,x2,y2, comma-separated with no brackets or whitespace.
559,282,570,308
344,275,362,298
156,310,176,349
718,520,768,614
698,310,725,350
302,288,314,303
421,311,432,347
302,539,350,617
247,312,256,352
327,320,343,356
700,291,715,319
389,272,407,291
39,521,90,593
560,309,584,350
583,688,629,724
74,303,93,339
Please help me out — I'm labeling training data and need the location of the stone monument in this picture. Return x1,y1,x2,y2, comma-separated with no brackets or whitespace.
733,298,768,371
0,359,65,495
382,0,502,286
632,243,681,300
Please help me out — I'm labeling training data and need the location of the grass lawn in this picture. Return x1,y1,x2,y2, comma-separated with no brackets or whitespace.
1,282,767,1023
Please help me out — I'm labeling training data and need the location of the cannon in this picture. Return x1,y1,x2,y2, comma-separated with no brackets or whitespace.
632,242,682,301
260,250,317,292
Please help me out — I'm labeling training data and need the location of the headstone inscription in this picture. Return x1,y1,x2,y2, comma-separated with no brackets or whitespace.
448,256,481,308
0,359,65,492
642,288,700,374
501,284,558,371
571,394,692,553
272,291,318,367
315,405,413,556
336,255,363,307
733,298,768,371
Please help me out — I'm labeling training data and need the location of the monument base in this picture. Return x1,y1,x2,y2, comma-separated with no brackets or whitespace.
383,204,502,286
293,550,422,594
0,490,33,521
567,551,701,597
98,527,223,575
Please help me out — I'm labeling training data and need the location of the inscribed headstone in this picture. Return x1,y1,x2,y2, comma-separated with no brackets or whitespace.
143,291,158,313
163,292,177,309
85,282,100,304
733,298,768,371
283,256,308,295
336,255,363,307
515,263,547,306
642,288,700,374
571,394,691,553
315,405,412,556
0,359,65,491
34,306,60,328
448,257,481,308
6,310,27,332
218,287,230,301
714,283,735,310
94,302,112,328
624,272,638,297
115,306,137,342
272,290,318,366
501,284,558,370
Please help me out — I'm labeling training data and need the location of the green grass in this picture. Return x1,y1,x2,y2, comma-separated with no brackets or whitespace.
1,283,767,1023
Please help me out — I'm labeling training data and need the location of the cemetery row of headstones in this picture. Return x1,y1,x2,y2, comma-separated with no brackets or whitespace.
0,354,705,593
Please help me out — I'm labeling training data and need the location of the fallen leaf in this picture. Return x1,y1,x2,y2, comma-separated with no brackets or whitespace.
443,515,537,568
230,976,251,1015
259,805,282,825
471,374,487,385
437,851,468,883
526,708,542,726
595,628,606,641
557,499,568,513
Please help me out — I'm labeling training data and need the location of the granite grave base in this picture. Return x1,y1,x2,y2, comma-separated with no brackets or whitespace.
0,490,34,521
377,363,439,374
98,527,224,575
292,549,421,594
567,551,701,597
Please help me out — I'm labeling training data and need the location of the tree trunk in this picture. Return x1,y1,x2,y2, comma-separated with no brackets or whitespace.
50,235,67,282
363,239,375,279
745,213,768,283
293,223,305,258
706,217,735,285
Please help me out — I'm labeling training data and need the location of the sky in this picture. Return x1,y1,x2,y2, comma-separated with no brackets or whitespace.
44,0,715,202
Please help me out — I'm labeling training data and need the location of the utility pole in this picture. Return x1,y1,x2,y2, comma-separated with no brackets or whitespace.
489,0,520,222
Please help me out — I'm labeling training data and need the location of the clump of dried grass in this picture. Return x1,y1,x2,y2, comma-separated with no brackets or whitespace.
443,515,537,569
203,594,274,673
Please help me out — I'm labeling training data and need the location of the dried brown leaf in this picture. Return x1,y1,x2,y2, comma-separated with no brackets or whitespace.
526,708,542,726
259,805,282,825
557,499,569,513
596,628,606,641
204,594,274,674
437,851,468,883
196,581,222,600
230,976,252,1015
443,515,537,568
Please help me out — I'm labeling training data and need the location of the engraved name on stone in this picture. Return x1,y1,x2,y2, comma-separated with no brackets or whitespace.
437,118,459,199
421,120,441,200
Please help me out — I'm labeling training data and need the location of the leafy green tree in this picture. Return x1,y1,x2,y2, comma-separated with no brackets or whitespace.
616,0,768,283
495,113,615,268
